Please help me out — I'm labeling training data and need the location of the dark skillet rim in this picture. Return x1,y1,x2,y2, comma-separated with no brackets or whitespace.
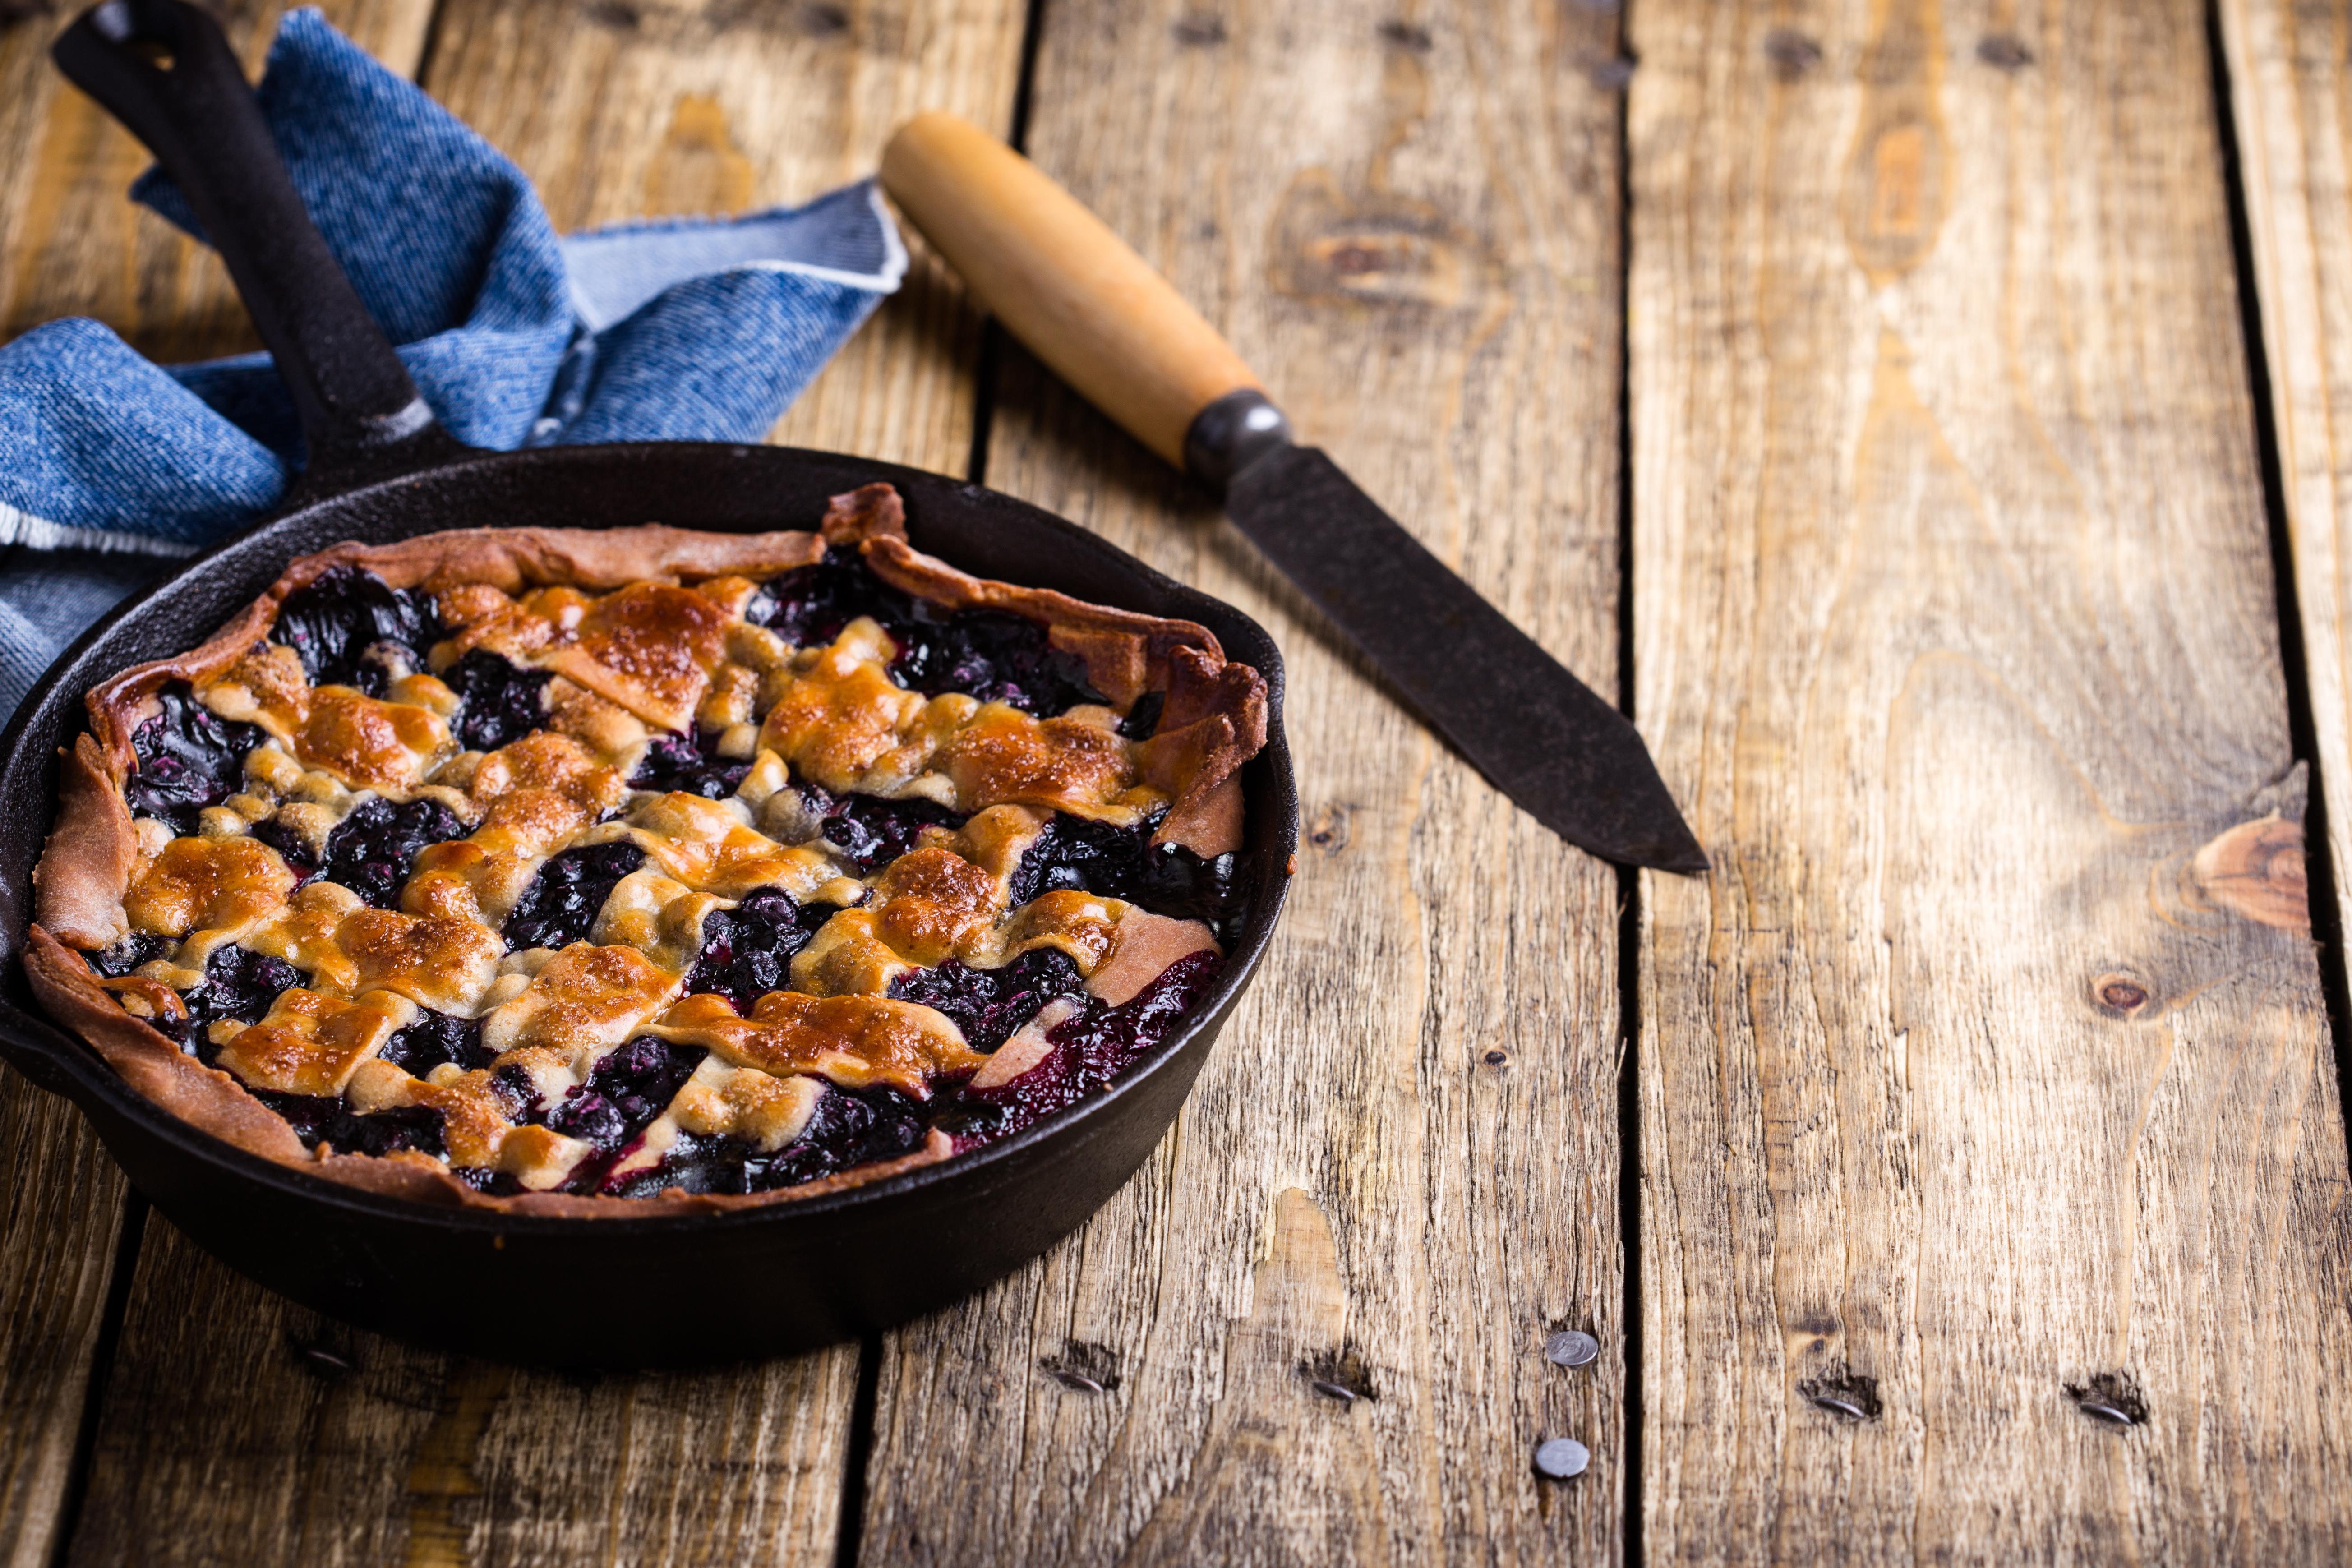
0,442,1294,1236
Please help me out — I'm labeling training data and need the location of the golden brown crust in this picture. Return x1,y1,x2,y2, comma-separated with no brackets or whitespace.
28,923,962,1215
32,496,1262,1215
1087,910,1220,1006
290,525,830,598
24,927,307,1164
837,505,1265,854
34,735,138,948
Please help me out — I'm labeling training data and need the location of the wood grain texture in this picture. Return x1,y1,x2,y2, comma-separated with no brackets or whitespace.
1630,0,2352,1560
856,0,1633,1561
419,0,1032,471
55,2,1028,1563
2220,0,2352,1019
65,1217,860,1568
0,0,435,359
0,1073,130,1568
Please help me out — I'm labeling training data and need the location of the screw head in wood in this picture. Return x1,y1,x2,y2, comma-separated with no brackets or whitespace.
1545,1330,1599,1367
1533,1437,1590,1479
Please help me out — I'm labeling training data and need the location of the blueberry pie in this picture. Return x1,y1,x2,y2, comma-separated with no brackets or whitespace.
24,485,1266,1213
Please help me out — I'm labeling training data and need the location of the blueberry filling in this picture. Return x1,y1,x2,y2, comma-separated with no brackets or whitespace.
546,1036,707,1155
245,812,312,870
489,1062,544,1119
502,841,646,950
167,945,306,1060
608,1083,930,1199
747,547,919,653
1117,689,1165,740
261,794,466,906
270,566,443,696
87,932,176,979
929,949,1223,1150
888,948,1086,1052
752,548,1106,715
444,649,553,753
631,731,751,800
1009,812,1245,943
247,1090,446,1158
602,950,1222,1193
687,890,839,1010
125,685,266,836
378,1010,495,1076
890,608,1106,713
798,784,959,873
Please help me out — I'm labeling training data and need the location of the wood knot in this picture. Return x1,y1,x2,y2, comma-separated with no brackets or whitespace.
1039,1339,1123,1395
1270,171,1487,310
1797,1362,1880,1421
1482,1048,1509,1067
1307,802,1352,856
793,1,850,37
642,94,756,219
2092,973,2154,1019
2064,1370,2146,1428
1300,1343,1378,1404
1377,18,1431,51
1764,29,1822,81
2191,815,2309,932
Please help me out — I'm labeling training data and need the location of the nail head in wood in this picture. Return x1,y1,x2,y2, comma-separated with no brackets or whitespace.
1975,34,2033,71
2064,1372,2147,1428
1533,1437,1590,1479
1763,29,1821,80
1545,1330,1599,1367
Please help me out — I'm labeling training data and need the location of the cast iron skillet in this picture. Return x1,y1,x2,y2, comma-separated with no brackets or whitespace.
0,0,1294,1367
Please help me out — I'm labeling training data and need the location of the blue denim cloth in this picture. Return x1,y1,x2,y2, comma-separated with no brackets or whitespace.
0,7,904,718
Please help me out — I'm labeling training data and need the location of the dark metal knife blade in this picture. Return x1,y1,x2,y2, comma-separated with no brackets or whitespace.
879,114,1706,873
1221,440,1706,873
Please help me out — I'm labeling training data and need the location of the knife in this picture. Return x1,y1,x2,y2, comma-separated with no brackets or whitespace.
880,113,1706,874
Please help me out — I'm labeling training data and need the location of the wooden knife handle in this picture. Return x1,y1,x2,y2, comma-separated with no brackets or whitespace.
881,111,1284,480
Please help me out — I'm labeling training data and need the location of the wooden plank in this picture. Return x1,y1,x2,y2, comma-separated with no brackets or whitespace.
0,1070,129,1568
0,6,432,1565
2220,0,2352,1025
66,1217,859,1568
857,0,1632,1561
420,0,1027,470
58,1,1028,1563
1630,0,2352,1560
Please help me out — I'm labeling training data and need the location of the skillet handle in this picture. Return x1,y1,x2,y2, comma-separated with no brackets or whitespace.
52,0,458,490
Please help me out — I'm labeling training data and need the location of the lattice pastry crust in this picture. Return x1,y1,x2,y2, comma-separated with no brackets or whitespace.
23,486,1267,1214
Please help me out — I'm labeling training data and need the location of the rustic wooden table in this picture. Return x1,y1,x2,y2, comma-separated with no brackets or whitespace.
4,0,2352,1561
